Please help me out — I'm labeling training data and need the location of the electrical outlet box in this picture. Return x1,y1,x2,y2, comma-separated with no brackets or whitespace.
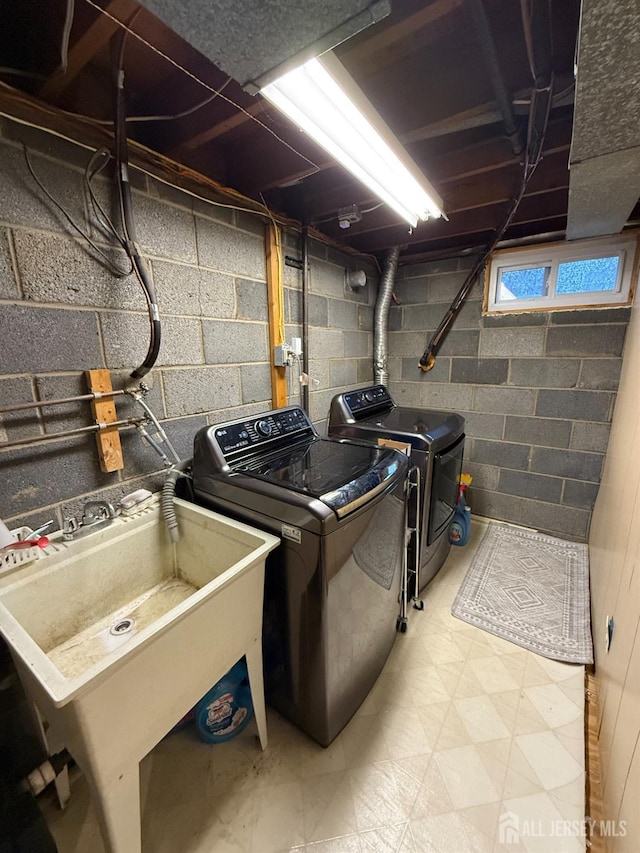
274,344,289,367
338,204,362,229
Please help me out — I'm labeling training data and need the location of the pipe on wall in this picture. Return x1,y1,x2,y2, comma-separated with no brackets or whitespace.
373,246,400,386
301,226,310,413
468,0,523,156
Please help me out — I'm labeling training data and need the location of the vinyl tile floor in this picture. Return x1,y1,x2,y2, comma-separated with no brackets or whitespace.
41,518,586,852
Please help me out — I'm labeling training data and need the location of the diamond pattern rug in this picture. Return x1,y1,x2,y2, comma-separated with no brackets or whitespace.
451,522,593,663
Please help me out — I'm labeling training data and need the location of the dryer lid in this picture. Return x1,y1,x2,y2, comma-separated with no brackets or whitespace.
366,407,463,444
330,406,465,451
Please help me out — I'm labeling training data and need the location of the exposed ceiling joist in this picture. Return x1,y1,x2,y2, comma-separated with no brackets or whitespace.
40,0,139,100
348,188,569,253
296,116,571,223
338,0,464,71
175,99,267,153
0,0,587,263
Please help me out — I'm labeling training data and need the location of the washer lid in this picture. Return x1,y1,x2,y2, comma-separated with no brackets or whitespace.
234,437,406,516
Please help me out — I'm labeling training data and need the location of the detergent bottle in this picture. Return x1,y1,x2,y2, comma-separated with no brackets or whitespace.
194,658,254,744
449,473,472,547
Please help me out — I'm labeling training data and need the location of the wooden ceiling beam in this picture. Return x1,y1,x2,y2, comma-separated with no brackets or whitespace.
348,189,569,253
430,116,572,184
168,30,572,192
190,69,572,170
316,150,570,241
174,99,269,155
442,150,570,213
39,0,139,100
299,119,571,223
398,235,492,266
401,101,504,145
338,0,464,70
400,77,574,146
223,126,332,198
228,98,572,200
397,217,568,266
222,102,505,197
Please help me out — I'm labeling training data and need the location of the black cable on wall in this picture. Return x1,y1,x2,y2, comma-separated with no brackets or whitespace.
113,30,161,379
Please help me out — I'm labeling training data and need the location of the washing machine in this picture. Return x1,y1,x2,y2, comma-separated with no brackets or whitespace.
328,385,465,593
191,405,408,747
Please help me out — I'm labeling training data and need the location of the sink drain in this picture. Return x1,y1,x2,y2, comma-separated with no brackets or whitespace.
110,617,135,636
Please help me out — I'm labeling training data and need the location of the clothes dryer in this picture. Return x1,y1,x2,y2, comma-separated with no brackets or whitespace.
328,385,465,593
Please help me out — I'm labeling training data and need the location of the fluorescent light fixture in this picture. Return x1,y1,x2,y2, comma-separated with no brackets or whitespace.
261,52,443,227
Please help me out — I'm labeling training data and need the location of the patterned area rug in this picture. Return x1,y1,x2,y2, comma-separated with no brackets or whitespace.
452,522,593,663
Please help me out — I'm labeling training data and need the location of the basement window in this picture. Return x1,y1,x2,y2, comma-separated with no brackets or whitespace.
485,234,638,313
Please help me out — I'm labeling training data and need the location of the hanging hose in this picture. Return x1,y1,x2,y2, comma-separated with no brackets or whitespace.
162,459,192,543
126,385,181,464
113,31,161,379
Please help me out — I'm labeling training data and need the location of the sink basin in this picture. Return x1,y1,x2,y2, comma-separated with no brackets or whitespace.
0,497,279,853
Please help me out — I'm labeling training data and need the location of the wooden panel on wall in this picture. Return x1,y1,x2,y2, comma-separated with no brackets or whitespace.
265,222,287,408
85,369,124,473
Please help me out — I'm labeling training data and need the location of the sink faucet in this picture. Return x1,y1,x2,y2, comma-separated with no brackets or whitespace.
63,500,116,541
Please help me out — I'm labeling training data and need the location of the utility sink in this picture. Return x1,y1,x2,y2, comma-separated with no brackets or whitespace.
0,497,279,853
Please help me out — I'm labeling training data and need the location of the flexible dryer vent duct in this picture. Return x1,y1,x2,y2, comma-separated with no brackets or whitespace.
373,246,400,386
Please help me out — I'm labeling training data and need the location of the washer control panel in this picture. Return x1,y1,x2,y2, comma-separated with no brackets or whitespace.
342,385,393,415
214,407,312,456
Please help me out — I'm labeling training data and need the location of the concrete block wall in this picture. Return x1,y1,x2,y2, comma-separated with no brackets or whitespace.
387,258,629,541
0,120,375,531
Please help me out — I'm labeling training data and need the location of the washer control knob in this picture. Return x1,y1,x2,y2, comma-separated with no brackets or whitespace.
364,391,375,403
256,419,273,437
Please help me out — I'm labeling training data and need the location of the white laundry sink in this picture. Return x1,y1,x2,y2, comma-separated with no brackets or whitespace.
0,497,279,853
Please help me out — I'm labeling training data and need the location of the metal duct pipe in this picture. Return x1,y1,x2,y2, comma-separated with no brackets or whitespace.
373,246,400,386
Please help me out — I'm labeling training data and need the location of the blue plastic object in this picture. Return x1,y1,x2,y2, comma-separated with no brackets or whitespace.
194,658,254,744
449,497,471,547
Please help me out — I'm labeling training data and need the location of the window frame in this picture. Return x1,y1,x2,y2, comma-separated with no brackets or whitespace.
484,234,639,314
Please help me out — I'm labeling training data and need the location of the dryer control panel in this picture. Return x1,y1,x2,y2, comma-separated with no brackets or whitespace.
213,407,313,457
342,385,394,416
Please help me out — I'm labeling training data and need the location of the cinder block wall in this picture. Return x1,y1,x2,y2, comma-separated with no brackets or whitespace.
387,258,629,541
0,120,375,531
